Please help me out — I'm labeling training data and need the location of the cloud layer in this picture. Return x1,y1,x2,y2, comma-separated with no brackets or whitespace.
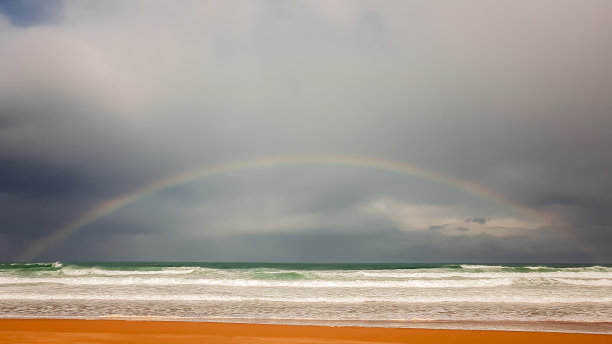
1,0,611,262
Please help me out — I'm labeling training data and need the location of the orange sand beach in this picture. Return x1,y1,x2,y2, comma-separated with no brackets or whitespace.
0,319,610,344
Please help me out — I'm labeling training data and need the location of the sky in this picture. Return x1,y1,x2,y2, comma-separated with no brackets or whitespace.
1,0,611,263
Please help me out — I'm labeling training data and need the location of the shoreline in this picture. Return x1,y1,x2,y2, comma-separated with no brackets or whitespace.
0,319,610,344
3,316,612,334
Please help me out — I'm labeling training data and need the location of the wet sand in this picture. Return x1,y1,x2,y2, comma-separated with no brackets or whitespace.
0,319,610,344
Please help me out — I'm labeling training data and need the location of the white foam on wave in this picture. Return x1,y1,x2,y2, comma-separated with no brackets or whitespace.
459,265,504,270
2,268,611,288
59,267,198,276
0,276,517,288
332,270,612,281
555,278,612,286
1,292,610,304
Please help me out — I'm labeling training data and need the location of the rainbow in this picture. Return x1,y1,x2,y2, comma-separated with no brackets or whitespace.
15,155,551,261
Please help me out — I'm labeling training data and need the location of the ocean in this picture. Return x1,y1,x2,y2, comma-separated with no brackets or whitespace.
1,262,611,333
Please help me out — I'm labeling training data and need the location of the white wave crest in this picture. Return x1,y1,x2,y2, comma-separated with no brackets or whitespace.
459,265,504,270
1,292,610,304
59,267,198,276
0,276,516,288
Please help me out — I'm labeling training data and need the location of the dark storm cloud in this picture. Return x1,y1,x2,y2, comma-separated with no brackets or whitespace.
0,0,63,26
0,158,90,197
1,1,612,262
568,225,612,262
528,193,612,227
465,217,487,225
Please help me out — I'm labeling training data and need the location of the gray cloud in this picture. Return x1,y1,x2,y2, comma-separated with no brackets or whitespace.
1,1,611,262
465,217,487,225
428,224,448,231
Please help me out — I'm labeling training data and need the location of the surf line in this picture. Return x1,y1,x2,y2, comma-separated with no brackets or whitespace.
15,155,551,261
